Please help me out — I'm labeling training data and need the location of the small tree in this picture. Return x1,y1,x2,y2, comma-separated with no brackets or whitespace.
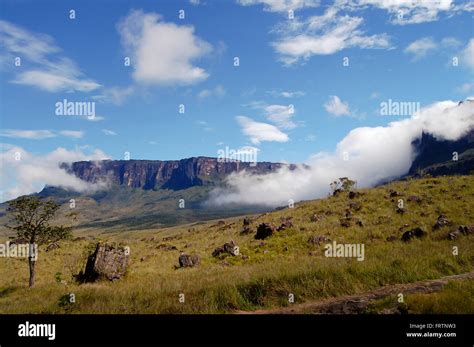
7,196,71,287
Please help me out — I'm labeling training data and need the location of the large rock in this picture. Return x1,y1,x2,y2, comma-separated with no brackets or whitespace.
433,214,449,230
212,241,239,257
277,217,293,231
83,243,129,282
178,253,200,268
401,227,426,242
255,223,276,240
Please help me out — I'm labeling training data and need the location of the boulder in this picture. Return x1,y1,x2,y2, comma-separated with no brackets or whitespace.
157,244,177,251
255,223,276,240
310,213,321,222
212,241,239,257
407,195,422,203
243,217,251,226
349,202,362,211
240,225,252,235
178,253,200,268
45,242,60,252
386,236,398,242
82,243,129,282
433,214,449,230
277,217,293,231
340,218,351,228
459,225,474,235
401,227,426,242
389,189,400,197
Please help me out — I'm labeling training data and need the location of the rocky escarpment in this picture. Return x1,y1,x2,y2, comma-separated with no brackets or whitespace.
408,129,474,177
61,157,290,191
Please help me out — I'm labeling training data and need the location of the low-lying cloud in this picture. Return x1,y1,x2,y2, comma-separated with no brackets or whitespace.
0,145,110,202
209,99,474,206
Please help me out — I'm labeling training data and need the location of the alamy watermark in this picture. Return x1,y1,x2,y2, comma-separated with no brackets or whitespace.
217,146,258,166
380,99,420,116
55,99,96,120
0,241,38,261
324,241,364,261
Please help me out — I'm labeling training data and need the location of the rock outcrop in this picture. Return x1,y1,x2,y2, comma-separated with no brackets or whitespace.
82,243,129,282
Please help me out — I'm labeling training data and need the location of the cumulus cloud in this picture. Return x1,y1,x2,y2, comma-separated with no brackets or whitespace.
0,20,100,92
0,129,83,139
324,95,351,116
237,0,320,12
209,99,474,206
236,116,289,144
272,7,391,64
117,10,212,85
0,146,110,202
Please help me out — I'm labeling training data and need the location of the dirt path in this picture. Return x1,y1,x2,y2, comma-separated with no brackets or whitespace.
235,270,474,314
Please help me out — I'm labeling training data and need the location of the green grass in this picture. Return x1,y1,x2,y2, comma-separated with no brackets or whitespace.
0,175,473,313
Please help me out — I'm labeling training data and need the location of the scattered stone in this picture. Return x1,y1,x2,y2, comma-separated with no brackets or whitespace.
386,236,398,242
243,217,251,226
348,191,360,199
345,209,353,218
299,227,306,231
241,255,249,261
448,230,461,240
399,224,409,231
308,251,317,256
310,213,321,222
140,256,147,262
401,227,426,242
308,235,330,246
45,242,60,252
82,242,129,282
433,214,449,230
240,225,252,235
263,250,269,254
178,253,200,268
216,220,226,226
284,246,289,252
157,244,177,251
277,217,293,231
407,195,422,203
458,225,474,235
72,237,86,242
255,223,276,240
396,207,405,214
162,236,178,242
356,219,364,227
212,240,239,257
349,202,362,211
389,189,401,197
340,218,351,228
258,242,266,247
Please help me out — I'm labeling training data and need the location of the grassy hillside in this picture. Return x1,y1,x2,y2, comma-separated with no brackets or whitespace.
0,175,472,314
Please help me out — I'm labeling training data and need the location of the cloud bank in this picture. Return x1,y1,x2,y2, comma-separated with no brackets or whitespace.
0,146,110,202
209,99,474,206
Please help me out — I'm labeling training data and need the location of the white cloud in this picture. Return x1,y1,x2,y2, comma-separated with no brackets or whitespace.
210,99,474,206
404,37,437,60
0,20,100,93
58,130,84,139
236,116,289,144
0,146,110,202
272,8,391,64
102,129,117,136
324,95,351,116
198,85,226,99
117,10,212,85
237,0,320,12
351,0,455,25
264,104,297,129
404,36,462,61
93,86,135,105
0,129,83,139
461,38,474,70
267,90,305,98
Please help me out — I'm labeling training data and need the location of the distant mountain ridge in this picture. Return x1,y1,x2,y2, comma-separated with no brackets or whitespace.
62,156,290,191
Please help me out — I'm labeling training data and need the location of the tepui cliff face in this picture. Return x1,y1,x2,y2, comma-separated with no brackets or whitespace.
61,156,290,191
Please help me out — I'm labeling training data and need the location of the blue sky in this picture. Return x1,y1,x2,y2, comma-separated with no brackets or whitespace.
0,0,473,182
